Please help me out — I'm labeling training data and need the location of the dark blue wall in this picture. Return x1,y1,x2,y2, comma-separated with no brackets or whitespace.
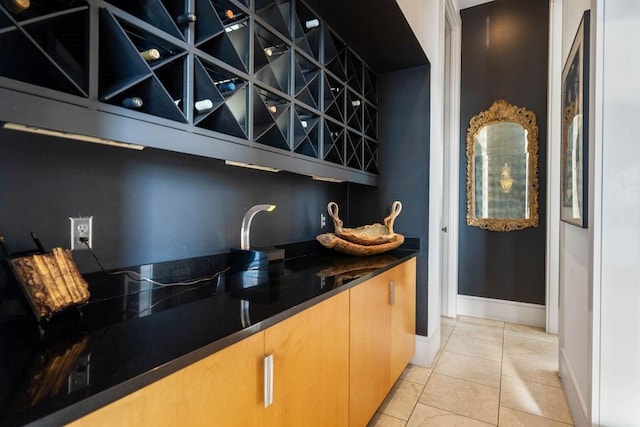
349,65,430,335
459,0,548,304
0,129,347,280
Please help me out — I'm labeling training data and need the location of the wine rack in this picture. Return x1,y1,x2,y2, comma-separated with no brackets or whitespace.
0,0,378,178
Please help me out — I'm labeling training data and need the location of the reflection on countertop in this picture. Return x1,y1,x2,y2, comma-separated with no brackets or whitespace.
0,239,418,426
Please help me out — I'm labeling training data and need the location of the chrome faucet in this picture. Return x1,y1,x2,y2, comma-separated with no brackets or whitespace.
241,204,276,250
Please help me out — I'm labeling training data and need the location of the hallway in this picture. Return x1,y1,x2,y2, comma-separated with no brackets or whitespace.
368,316,572,426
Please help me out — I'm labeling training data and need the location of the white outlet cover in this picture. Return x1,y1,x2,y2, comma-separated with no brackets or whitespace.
70,216,93,250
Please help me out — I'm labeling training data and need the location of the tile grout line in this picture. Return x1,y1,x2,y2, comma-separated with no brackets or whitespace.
403,316,455,426
504,407,575,426
436,316,503,426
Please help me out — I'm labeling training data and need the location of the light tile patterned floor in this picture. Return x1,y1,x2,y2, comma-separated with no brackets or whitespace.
368,316,573,427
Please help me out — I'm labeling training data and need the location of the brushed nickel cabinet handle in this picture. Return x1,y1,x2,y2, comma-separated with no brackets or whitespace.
390,280,396,305
264,354,274,407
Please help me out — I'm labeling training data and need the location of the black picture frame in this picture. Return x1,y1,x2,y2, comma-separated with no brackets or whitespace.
561,10,590,228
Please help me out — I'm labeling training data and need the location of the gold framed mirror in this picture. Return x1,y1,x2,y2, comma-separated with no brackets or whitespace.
466,100,539,231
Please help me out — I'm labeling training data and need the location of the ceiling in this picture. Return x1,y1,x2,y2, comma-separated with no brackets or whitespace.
304,0,429,74
458,0,494,10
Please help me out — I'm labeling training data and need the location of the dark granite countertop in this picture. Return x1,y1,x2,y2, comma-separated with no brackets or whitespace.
0,240,418,426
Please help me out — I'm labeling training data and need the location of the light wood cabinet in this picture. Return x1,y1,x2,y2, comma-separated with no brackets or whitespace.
349,268,392,427
69,258,415,427
264,291,350,427
390,258,417,381
349,258,416,426
69,332,265,427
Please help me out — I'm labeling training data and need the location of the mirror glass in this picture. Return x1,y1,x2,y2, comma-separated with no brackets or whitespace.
466,100,539,231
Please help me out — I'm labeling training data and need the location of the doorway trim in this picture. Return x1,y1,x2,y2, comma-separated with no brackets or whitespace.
443,0,461,319
545,0,562,334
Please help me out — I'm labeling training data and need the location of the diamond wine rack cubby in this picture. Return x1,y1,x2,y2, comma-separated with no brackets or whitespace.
0,0,90,97
0,0,378,179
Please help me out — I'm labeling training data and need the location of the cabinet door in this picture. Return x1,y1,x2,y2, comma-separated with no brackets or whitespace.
69,332,265,427
349,271,392,427
264,292,350,427
390,258,417,382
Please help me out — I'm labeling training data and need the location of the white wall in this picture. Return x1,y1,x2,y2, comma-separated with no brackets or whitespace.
559,1,640,425
557,0,592,425
592,1,640,424
395,0,451,364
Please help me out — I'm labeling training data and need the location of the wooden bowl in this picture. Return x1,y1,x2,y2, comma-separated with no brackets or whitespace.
316,233,405,256
327,201,402,246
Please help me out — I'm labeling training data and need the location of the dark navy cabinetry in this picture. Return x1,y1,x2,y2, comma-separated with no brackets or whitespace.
0,0,380,183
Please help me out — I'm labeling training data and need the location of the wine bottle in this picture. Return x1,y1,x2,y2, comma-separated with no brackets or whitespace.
218,82,236,93
140,48,160,62
220,9,235,23
264,44,287,57
305,19,320,29
122,97,143,109
5,0,30,13
176,13,196,26
195,99,214,112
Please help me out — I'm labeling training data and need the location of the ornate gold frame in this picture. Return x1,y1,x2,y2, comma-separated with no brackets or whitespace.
466,100,539,232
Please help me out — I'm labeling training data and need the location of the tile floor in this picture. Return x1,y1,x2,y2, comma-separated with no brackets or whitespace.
368,316,573,426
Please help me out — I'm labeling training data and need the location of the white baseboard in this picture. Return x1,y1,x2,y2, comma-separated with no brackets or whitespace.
411,328,440,368
457,295,545,327
560,347,589,427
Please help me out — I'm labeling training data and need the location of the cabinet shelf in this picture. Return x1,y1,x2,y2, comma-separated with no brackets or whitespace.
153,56,186,113
364,102,377,139
323,119,345,165
107,75,187,123
0,11,12,30
107,0,184,40
193,0,223,44
324,29,346,81
293,0,321,60
293,105,319,158
1,0,87,24
294,53,320,109
364,139,378,174
0,2,88,96
364,67,377,103
196,2,249,75
346,49,362,92
98,9,187,123
0,0,380,181
254,23,290,94
194,55,249,139
255,0,291,39
324,73,344,122
253,87,289,150
210,0,250,36
22,10,89,93
346,130,362,170
346,88,362,131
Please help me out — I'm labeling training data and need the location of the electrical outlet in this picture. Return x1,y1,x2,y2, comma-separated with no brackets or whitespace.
70,216,93,250
67,353,91,394
320,213,326,229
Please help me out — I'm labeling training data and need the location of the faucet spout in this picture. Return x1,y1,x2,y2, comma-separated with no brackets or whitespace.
241,204,276,250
